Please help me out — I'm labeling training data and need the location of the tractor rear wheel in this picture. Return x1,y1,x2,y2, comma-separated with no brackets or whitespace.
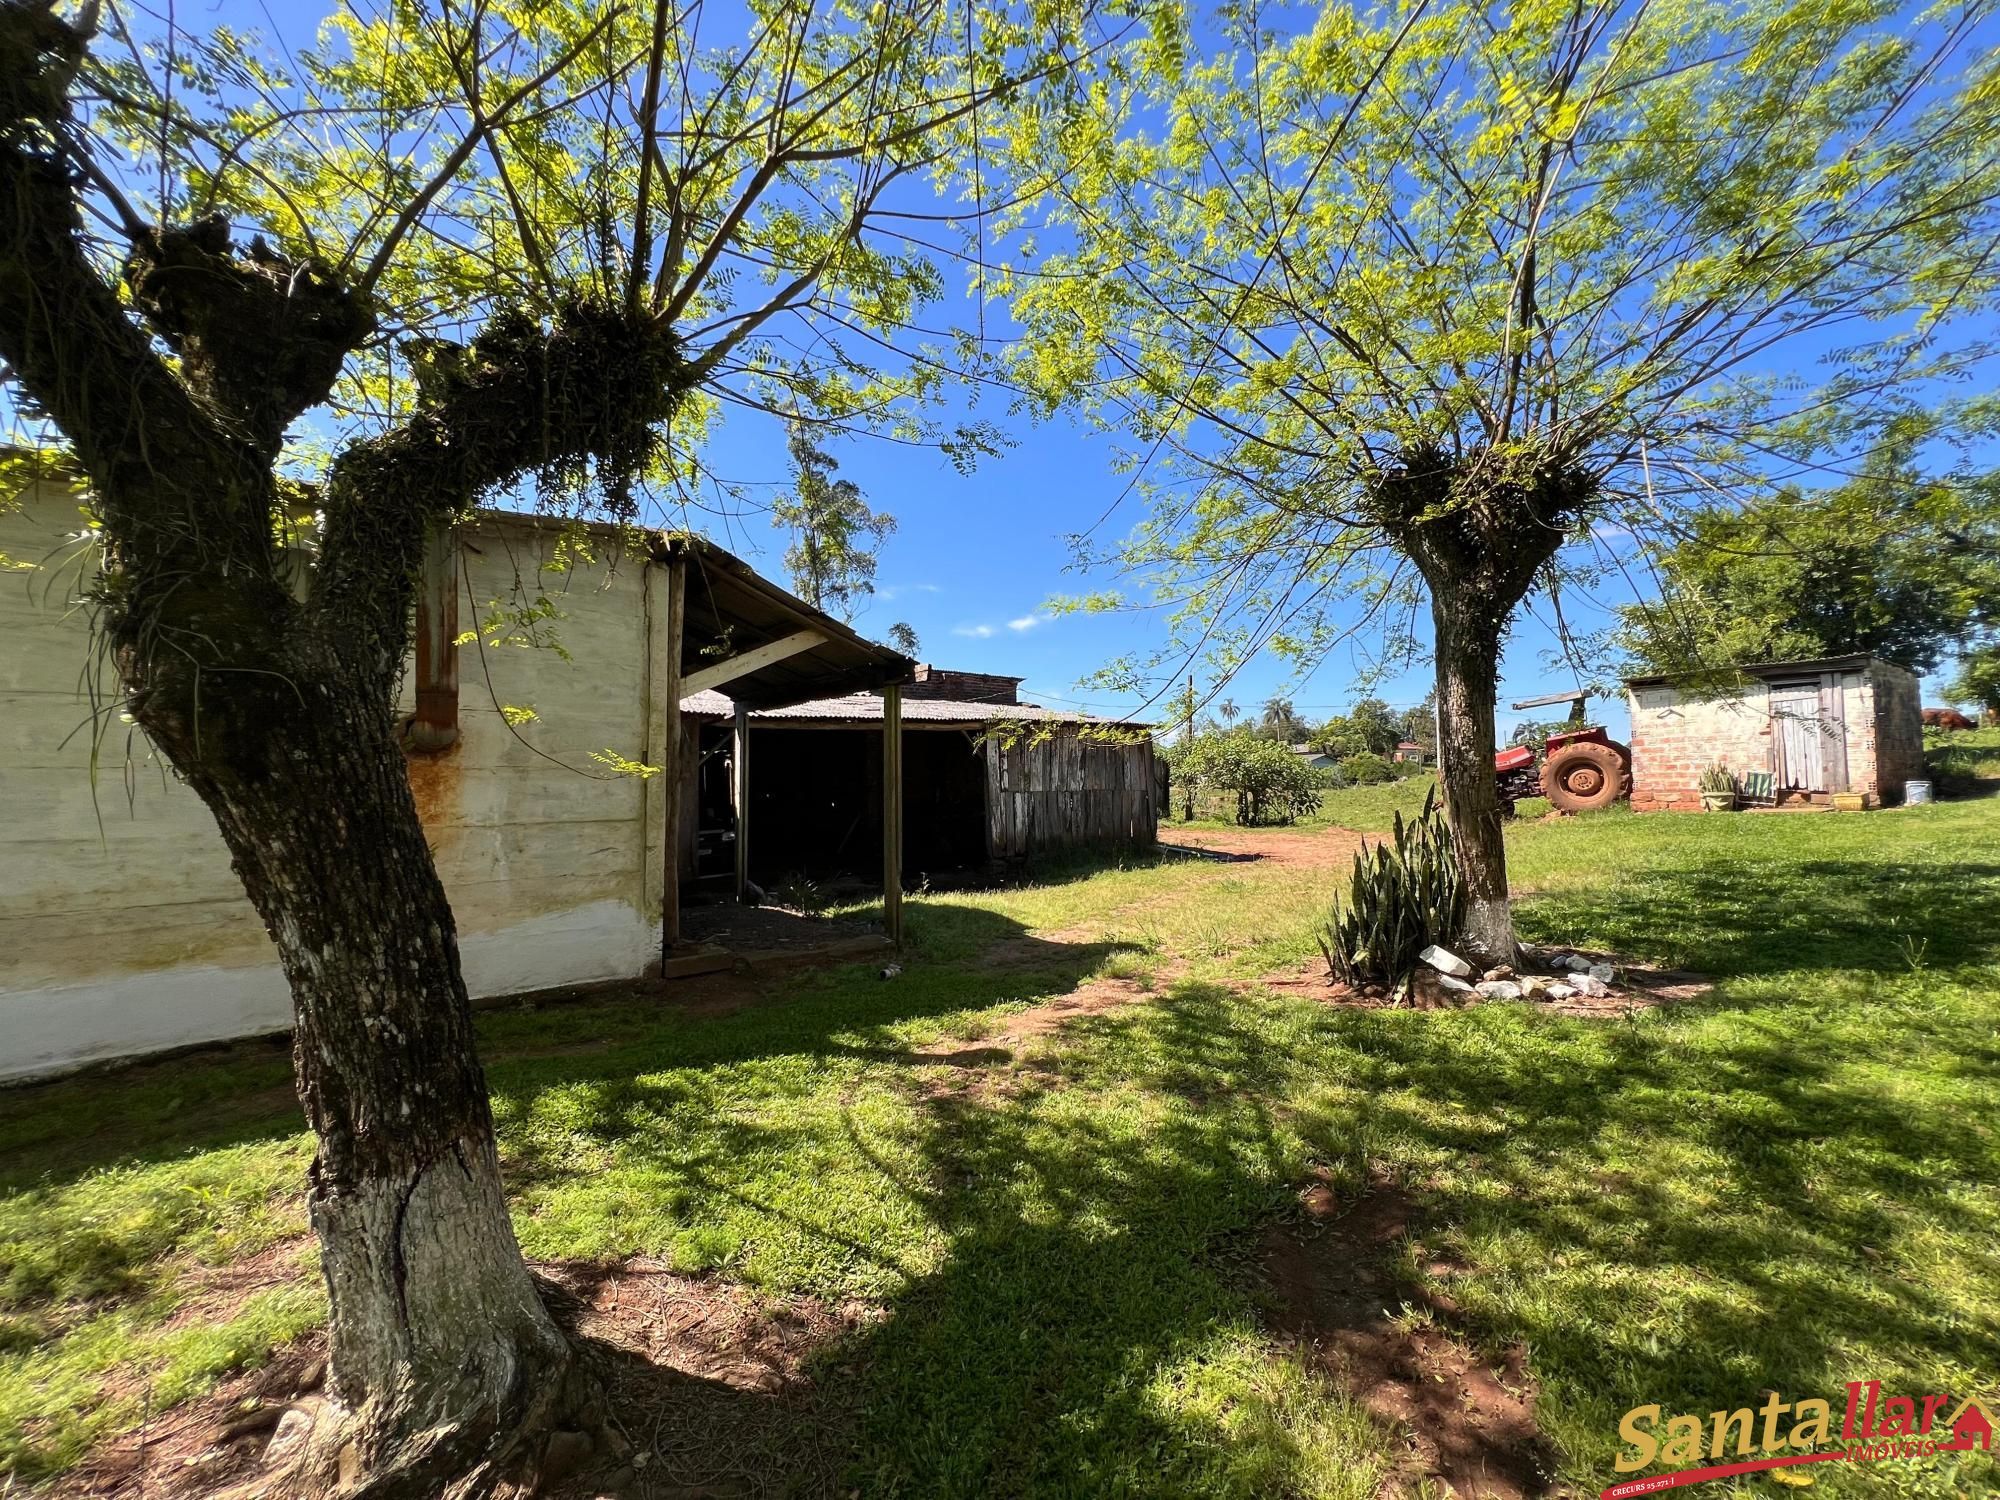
1542,740,1630,812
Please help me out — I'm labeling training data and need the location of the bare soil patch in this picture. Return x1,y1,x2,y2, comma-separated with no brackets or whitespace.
537,1259,876,1497
1165,824,1372,870
680,903,882,956
53,1260,876,1500
160,1234,313,1333
1256,1172,1556,1499
50,1333,328,1498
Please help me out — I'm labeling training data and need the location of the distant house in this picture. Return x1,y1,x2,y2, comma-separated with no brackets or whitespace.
1624,654,1924,810
1290,743,1336,770
1392,740,1431,765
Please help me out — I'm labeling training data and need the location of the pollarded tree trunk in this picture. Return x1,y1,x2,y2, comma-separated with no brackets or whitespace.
1430,595,1515,963
156,646,581,1496
1368,442,1598,966
0,12,693,1488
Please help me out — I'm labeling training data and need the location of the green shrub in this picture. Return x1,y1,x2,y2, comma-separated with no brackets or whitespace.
1337,751,1393,785
1170,729,1321,825
1316,785,1463,987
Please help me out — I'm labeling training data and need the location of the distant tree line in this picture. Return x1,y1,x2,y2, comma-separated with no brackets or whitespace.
1620,437,2000,719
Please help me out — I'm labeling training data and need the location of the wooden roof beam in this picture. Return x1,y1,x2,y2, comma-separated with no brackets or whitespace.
682,626,826,697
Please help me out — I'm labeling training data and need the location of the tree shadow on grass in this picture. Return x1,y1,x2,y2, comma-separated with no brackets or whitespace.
1516,859,2000,975
0,906,1133,1194
1077,976,2000,1490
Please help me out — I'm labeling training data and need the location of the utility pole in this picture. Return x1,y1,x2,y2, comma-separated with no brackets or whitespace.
1182,674,1196,822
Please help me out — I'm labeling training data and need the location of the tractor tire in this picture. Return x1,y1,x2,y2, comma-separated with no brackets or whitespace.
1542,740,1630,813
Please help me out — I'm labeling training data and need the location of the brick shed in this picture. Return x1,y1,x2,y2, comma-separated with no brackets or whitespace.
1625,655,1924,810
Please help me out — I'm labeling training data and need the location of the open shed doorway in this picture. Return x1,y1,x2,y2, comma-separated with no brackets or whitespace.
745,726,986,886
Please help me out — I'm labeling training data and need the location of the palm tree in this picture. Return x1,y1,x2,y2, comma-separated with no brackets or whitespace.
1218,698,1239,726
1259,696,1303,741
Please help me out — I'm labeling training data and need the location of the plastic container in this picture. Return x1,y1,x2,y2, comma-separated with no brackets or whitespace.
1905,779,1934,806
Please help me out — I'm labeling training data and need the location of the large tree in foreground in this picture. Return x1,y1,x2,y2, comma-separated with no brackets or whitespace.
996,0,2000,959
0,0,1089,1490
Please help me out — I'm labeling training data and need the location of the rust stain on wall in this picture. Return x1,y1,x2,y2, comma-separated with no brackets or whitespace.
404,742,464,853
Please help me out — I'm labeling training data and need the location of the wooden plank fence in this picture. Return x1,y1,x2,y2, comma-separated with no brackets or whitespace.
984,733,1160,860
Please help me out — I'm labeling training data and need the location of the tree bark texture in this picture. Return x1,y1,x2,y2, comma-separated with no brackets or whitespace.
1429,596,1514,963
178,659,578,1496
1368,442,1597,965
0,7,684,1489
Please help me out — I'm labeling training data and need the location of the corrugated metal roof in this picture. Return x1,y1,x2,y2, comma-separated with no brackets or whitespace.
1623,653,1879,688
680,689,1147,728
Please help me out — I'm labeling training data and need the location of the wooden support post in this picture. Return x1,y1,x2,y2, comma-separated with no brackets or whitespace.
406,521,460,752
882,683,904,945
733,702,751,904
658,558,686,956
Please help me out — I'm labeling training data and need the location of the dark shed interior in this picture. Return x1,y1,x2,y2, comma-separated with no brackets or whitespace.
741,726,986,882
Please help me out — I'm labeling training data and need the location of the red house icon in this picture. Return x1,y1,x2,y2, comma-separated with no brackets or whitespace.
1942,1397,1994,1452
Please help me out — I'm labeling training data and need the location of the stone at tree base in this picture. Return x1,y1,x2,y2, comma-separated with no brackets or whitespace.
1481,965,1516,982
1572,975,1610,998
1411,968,1476,1007
1419,944,1474,978
1518,975,1552,1000
261,1405,317,1468
1543,983,1576,1002
540,1427,596,1485
1475,980,1523,1000
1563,954,1593,973
1588,962,1616,983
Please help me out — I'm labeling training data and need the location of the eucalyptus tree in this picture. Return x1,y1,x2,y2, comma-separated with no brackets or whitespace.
997,0,2000,958
774,421,897,616
0,0,1096,1489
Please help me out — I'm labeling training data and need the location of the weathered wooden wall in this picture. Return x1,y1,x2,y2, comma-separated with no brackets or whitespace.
984,732,1159,860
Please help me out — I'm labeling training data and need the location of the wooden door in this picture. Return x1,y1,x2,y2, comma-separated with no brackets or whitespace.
1770,683,1824,791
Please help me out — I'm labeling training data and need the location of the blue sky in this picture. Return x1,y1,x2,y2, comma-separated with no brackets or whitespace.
69,0,1997,742
685,389,1605,736
172,0,1642,742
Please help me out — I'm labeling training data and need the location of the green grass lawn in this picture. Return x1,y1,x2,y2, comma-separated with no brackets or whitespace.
1175,771,1551,835
3,795,1998,1495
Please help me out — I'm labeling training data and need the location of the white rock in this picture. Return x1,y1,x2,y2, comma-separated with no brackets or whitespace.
1543,983,1575,1001
263,1407,315,1468
1518,975,1551,999
1572,975,1610,998
1419,944,1473,978
1475,980,1523,1001
1588,962,1616,983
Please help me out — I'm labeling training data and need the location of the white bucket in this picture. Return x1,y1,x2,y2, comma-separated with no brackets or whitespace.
1905,779,1934,806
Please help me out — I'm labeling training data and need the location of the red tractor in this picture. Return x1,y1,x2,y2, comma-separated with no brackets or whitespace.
1494,691,1631,814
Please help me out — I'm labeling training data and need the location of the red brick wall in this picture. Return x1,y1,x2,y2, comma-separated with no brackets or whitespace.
1628,665,1914,809
1627,682,1777,810
907,665,1022,705
1869,661,1924,802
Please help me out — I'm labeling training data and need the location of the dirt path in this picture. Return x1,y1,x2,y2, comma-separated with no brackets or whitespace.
1257,1172,1555,1498
1162,822,1372,870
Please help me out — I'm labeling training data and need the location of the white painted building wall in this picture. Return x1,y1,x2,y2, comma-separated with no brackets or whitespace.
0,485,669,1081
